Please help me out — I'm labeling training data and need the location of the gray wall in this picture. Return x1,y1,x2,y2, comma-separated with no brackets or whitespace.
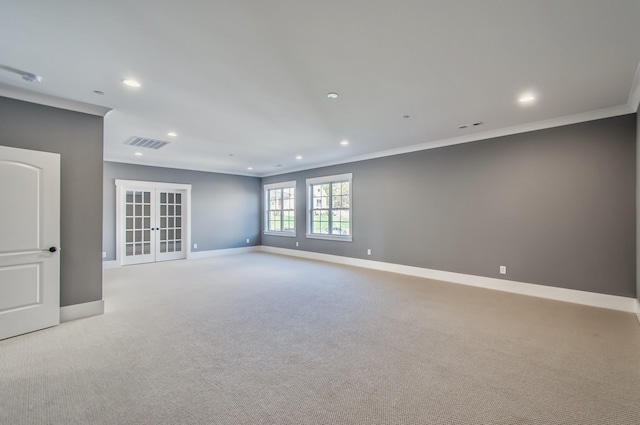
0,96,104,307
103,162,261,260
264,114,637,298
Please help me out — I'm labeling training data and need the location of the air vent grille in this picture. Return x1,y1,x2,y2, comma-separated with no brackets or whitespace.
124,137,170,150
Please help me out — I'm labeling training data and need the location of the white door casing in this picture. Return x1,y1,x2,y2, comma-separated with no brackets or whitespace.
0,145,60,340
115,180,191,266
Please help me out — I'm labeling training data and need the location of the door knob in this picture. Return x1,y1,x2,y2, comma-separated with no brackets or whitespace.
44,247,57,253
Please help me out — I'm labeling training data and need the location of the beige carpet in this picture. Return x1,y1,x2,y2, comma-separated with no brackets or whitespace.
1,253,639,424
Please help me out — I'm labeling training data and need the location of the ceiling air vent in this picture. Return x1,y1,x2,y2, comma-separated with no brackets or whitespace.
124,137,170,150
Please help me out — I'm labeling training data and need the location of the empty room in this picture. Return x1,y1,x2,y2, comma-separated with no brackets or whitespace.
1,1,640,424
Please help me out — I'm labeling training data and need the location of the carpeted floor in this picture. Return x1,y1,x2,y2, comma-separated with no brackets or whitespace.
1,253,639,424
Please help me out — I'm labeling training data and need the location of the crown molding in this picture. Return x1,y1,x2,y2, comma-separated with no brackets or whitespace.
0,83,111,117
260,104,633,177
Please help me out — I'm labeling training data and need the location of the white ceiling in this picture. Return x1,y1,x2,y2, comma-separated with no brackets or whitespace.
1,0,640,177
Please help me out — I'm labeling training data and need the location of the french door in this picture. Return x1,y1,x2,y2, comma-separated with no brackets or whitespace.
116,180,191,266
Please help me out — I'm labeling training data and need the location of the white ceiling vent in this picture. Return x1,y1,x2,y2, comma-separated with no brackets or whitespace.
124,136,170,150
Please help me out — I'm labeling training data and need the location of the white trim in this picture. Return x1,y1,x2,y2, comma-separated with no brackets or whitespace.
60,300,104,322
628,61,640,112
263,180,297,237
306,173,353,241
0,83,112,117
264,231,296,237
104,248,257,264
260,105,633,178
102,260,119,269
306,173,353,185
115,179,192,190
104,159,258,178
258,246,637,313
636,299,640,325
264,180,296,190
306,234,352,242
189,246,260,259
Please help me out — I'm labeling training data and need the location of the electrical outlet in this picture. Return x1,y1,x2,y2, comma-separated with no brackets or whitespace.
102,251,106,259
246,238,250,244
193,243,198,249
296,241,299,247
500,265,507,275
367,249,371,256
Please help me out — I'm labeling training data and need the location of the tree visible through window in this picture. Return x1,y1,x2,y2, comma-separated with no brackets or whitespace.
264,181,296,235
307,173,352,240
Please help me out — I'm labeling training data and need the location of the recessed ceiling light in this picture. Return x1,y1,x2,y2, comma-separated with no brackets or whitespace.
340,140,349,146
247,167,253,170
295,155,303,160
134,152,143,156
167,132,177,137
327,92,338,99
122,79,141,88
519,94,536,103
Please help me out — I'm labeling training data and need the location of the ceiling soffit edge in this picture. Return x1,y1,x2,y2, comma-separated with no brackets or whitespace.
0,83,112,117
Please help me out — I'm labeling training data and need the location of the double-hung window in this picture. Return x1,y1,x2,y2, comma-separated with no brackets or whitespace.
264,181,296,236
306,173,352,241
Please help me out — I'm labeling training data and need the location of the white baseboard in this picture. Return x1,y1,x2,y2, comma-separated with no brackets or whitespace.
103,246,259,268
60,300,105,322
102,260,119,269
188,246,260,259
259,246,637,313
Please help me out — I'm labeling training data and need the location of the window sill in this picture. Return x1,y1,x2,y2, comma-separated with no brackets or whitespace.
264,231,297,238
306,234,352,242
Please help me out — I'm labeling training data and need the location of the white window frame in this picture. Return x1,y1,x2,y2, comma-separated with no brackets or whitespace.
306,173,353,242
263,180,297,237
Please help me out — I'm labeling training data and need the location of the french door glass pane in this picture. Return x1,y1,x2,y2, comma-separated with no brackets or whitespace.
124,190,153,257
158,191,183,255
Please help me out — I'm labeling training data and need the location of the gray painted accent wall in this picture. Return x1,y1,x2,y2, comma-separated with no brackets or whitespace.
263,114,637,298
0,96,104,307
103,162,261,261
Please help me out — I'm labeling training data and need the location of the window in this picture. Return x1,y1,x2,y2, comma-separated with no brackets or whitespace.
264,181,296,236
306,173,352,241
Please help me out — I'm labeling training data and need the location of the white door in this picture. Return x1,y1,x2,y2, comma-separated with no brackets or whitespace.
0,145,60,340
155,190,185,262
117,180,190,266
122,188,155,265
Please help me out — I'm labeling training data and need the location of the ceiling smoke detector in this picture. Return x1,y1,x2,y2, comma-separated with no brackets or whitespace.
0,65,42,83
21,72,42,82
458,121,483,129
